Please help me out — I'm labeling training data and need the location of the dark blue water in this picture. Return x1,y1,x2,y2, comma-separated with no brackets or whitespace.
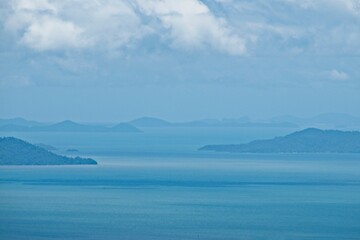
1,128,360,239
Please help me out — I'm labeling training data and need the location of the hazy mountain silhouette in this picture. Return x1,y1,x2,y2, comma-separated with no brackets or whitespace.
269,113,360,128
200,128,360,153
0,118,44,127
128,117,296,128
1,113,359,132
129,117,173,127
0,119,141,133
40,120,107,132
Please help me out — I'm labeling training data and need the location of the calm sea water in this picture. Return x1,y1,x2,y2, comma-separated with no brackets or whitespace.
1,127,360,239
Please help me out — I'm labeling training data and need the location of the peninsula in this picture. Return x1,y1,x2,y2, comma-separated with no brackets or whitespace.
199,128,360,153
0,137,97,165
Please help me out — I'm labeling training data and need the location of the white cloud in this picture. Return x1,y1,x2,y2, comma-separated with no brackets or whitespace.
5,0,148,51
6,0,89,50
4,0,246,55
14,0,57,13
136,0,246,55
328,69,349,81
21,16,89,51
3,0,360,56
217,0,360,55
68,0,147,50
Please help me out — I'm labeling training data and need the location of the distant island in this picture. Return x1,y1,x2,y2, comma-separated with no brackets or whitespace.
127,113,360,129
199,128,360,153
0,137,97,165
0,119,141,133
129,117,173,127
128,117,297,128
2,113,360,133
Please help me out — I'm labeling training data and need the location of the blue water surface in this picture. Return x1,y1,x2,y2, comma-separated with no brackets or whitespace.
1,127,360,239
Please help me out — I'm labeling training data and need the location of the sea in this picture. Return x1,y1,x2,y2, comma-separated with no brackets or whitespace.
1,127,360,239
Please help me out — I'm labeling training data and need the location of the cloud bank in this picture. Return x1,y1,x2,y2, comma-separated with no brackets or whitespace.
3,0,360,56
1,0,359,88
4,0,246,55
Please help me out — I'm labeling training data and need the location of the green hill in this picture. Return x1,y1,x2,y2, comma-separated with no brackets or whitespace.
0,137,97,165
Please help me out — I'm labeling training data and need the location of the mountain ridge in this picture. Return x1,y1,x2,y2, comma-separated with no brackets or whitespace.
1,113,360,132
0,120,141,133
199,128,360,153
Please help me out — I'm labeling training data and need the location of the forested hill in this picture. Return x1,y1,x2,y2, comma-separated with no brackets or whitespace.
0,137,97,165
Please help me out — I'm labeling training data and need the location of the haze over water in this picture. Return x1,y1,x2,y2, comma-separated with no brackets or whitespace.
1,0,360,239
1,128,360,239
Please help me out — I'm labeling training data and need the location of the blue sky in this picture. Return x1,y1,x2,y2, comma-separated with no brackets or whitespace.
0,0,359,122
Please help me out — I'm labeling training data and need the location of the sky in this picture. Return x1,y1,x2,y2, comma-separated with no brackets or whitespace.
0,0,359,122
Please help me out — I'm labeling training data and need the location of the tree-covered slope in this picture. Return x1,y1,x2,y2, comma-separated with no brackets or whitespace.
0,137,97,165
